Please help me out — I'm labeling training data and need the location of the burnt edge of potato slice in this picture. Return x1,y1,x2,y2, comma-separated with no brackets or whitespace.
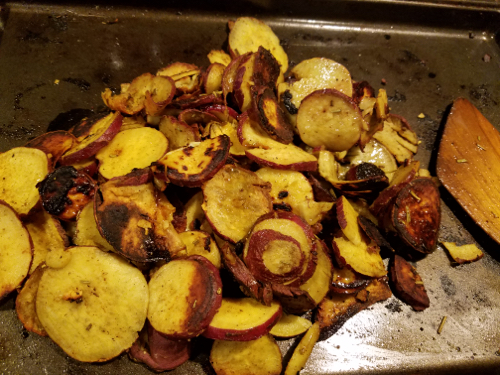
38,166,96,221
392,177,440,254
357,216,394,255
389,254,430,311
69,112,111,140
316,278,392,341
252,46,281,90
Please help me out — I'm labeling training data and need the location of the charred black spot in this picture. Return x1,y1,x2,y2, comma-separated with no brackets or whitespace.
38,166,78,215
282,90,298,115
192,218,201,230
348,163,386,180
46,108,97,132
97,203,129,252
278,190,289,199
273,203,292,212
183,146,194,156
203,236,211,252
69,111,109,138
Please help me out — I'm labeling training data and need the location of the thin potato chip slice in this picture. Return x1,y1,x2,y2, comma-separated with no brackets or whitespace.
36,246,148,362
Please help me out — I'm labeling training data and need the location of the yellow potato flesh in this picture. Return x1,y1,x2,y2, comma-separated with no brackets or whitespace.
74,202,114,252
333,236,387,278
269,313,312,338
179,230,221,268
36,246,148,362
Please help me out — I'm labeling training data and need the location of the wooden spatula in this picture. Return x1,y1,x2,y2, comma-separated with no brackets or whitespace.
436,97,500,244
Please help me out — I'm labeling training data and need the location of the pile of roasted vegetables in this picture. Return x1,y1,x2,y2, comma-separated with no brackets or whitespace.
0,16,481,374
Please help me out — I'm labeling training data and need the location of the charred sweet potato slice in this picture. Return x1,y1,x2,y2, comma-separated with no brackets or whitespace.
204,298,282,341
36,246,149,363
390,254,430,311
155,135,230,187
148,256,222,339
15,265,47,336
129,322,191,372
158,115,200,151
202,164,273,244
209,121,248,157
0,147,50,216
316,278,392,340
38,166,96,221
210,334,282,375
330,265,371,294
25,130,76,166
95,174,185,262
391,177,440,254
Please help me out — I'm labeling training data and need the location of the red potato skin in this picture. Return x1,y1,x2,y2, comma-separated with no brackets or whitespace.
204,104,239,123
244,149,318,172
203,302,282,341
60,112,123,166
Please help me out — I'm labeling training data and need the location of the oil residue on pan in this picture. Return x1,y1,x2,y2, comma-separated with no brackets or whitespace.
0,1,499,374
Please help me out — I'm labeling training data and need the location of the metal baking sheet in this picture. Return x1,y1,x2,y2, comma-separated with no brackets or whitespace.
1,1,499,374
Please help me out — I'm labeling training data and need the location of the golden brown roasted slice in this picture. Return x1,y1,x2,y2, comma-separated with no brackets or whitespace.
207,49,232,66
202,164,273,243
36,246,149,362
73,202,114,252
96,127,168,179
184,191,206,231
203,63,225,94
390,254,430,311
296,89,365,152
210,121,249,157
61,112,123,165
158,115,201,151
155,135,230,187
441,242,484,264
316,278,392,340
228,17,288,76
269,313,312,338
15,265,47,336
148,256,222,339
25,209,69,274
0,147,50,216
178,230,221,268
25,130,76,167
210,334,282,375
255,167,333,226
336,196,364,246
284,322,320,375
204,298,282,341
157,62,201,95
120,115,147,131
0,201,33,300
95,171,185,262
102,73,175,115
38,166,96,221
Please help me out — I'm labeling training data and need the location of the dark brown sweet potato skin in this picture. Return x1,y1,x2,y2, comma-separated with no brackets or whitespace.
25,130,76,166
390,254,429,311
392,177,440,253
316,278,392,340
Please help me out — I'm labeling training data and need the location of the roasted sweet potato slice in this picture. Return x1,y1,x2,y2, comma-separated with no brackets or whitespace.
0,201,33,301
330,265,371,294
209,121,248,157
202,164,273,244
222,53,251,105
210,334,282,375
96,127,168,180
148,256,222,339
129,322,191,372
157,62,201,95
296,89,364,152
155,135,230,187
208,49,232,66
284,322,320,375
38,166,96,221
61,112,122,165
73,202,114,252
25,130,76,166
95,173,185,262
15,265,47,336
158,115,200,151
204,298,282,341
179,230,221,268
203,62,225,94
36,246,149,362
25,209,69,274
441,242,484,264
336,196,364,246
0,147,49,216
390,254,430,311
316,278,392,340
269,313,312,338
391,177,440,254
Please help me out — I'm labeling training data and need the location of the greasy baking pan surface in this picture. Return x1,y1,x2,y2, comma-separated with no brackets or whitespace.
0,1,499,374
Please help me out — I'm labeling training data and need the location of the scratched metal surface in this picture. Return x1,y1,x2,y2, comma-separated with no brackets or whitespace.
0,1,500,374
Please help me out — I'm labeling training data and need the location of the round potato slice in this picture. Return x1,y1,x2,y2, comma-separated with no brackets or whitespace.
36,246,148,362
0,201,33,300
96,127,168,180
296,89,364,152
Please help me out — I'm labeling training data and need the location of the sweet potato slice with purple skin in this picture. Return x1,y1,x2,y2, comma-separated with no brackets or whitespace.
220,242,273,306
15,265,47,336
203,62,225,94
222,53,252,105
210,334,282,375
155,135,230,188
391,177,440,254
95,172,185,262
316,278,392,340
129,322,191,372
390,254,430,311
178,108,220,126
148,255,222,339
38,166,96,221
25,130,76,166
204,104,239,123
60,112,123,165
202,164,273,244
158,115,200,151
203,298,282,341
